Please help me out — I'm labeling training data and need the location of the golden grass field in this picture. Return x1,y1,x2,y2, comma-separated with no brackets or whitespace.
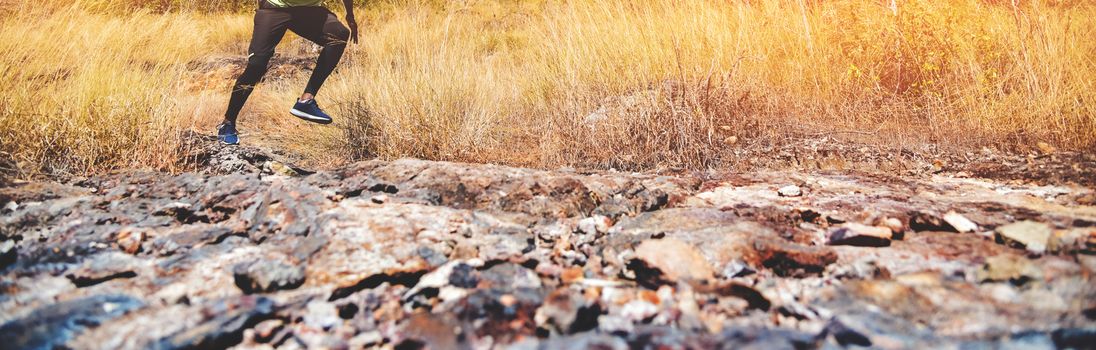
1,0,1093,176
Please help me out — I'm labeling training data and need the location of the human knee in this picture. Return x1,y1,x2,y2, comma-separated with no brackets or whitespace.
246,52,274,72
326,25,350,44
235,52,274,87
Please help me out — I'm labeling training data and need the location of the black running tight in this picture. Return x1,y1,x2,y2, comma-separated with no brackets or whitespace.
224,1,350,123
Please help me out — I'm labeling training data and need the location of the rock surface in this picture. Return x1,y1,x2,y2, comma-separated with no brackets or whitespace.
1,145,1095,349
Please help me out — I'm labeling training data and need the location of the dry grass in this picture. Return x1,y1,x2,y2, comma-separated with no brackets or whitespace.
1,0,1094,176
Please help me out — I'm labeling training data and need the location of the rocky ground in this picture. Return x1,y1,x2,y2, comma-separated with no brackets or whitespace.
1,140,1095,350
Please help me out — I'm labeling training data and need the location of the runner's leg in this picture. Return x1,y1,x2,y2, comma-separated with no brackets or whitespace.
288,8,351,97
224,8,292,123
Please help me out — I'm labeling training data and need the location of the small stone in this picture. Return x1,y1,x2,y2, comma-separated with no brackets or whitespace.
778,185,802,197
115,228,145,254
723,136,739,146
233,260,306,294
499,294,518,308
578,215,612,235
632,238,716,285
827,223,892,247
932,159,945,173
371,194,388,204
879,217,905,238
996,221,1053,254
942,211,978,233
722,260,756,279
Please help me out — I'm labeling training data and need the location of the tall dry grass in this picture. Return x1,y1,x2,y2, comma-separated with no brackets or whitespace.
1,0,1093,176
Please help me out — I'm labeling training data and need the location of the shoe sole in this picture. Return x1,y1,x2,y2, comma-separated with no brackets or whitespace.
219,137,240,145
291,108,333,124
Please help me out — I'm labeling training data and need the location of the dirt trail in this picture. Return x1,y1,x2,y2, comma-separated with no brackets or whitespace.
1,142,1094,349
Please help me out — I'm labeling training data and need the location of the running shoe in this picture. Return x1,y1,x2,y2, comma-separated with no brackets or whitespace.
217,121,240,145
290,99,333,124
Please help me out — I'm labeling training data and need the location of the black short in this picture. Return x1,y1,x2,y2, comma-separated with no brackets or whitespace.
248,0,350,57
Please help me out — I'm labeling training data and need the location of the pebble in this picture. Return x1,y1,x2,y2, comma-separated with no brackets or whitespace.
942,211,978,233
115,228,145,254
577,215,612,235
778,185,802,197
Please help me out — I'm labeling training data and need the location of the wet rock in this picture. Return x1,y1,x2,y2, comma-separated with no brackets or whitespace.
232,259,305,294
827,223,892,247
0,295,143,350
996,221,1053,254
631,238,716,286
